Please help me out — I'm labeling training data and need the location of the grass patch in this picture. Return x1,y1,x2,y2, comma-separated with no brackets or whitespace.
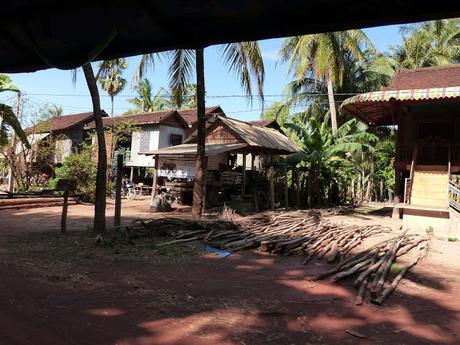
448,237,458,242
425,226,434,236
390,263,402,273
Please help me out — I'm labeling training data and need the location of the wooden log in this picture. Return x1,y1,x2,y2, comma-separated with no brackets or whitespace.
329,258,374,282
354,276,369,306
372,237,403,297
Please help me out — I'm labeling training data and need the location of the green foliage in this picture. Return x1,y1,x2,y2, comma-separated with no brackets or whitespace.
391,19,460,68
0,74,29,148
48,144,96,202
390,263,402,273
447,237,458,242
108,120,138,149
425,226,434,236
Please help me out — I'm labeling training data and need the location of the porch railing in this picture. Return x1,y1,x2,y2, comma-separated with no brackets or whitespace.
448,180,460,212
403,178,411,204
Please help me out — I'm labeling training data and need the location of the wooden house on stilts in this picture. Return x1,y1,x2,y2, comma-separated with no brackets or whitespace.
341,65,460,234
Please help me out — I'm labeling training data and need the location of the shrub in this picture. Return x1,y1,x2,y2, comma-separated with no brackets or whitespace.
425,226,434,236
48,144,97,202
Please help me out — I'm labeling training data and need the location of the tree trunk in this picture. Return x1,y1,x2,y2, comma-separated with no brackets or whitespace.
82,63,106,234
111,96,114,117
192,48,206,218
326,78,338,133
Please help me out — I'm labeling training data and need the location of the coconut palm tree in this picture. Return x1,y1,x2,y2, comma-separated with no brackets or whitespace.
391,19,460,69
127,79,168,113
135,43,265,217
97,58,128,116
279,30,376,133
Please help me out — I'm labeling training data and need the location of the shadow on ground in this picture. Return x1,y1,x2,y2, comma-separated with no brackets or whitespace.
0,205,459,345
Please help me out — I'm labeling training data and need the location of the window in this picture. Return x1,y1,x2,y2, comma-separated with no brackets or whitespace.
170,134,182,146
140,130,151,152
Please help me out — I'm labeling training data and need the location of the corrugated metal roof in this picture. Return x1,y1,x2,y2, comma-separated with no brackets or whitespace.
340,85,460,126
26,111,107,134
385,65,460,90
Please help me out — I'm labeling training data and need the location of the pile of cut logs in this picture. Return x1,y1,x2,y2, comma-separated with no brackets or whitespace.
134,210,428,304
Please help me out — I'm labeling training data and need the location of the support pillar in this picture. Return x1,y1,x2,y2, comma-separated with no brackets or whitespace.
150,154,159,207
114,154,123,227
241,153,247,196
283,162,289,208
269,156,275,211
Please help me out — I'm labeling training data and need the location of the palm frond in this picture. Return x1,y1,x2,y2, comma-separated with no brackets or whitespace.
168,49,195,109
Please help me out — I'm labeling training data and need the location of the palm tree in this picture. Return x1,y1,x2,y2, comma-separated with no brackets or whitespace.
279,30,376,133
0,74,28,147
127,79,169,113
97,58,128,116
391,19,460,69
135,43,265,217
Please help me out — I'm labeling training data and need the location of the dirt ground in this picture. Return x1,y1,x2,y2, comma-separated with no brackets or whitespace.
1,198,460,345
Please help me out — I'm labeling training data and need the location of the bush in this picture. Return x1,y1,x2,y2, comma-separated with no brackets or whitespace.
48,144,97,202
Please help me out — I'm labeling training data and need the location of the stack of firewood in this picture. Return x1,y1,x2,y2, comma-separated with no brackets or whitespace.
133,211,428,304
315,232,429,305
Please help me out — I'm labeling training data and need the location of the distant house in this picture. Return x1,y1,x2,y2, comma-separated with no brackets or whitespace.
341,64,460,232
24,111,108,164
84,106,225,181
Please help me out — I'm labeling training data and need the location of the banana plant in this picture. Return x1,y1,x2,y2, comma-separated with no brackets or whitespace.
0,74,29,148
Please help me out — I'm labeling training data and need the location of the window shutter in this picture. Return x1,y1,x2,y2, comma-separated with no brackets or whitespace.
140,130,151,152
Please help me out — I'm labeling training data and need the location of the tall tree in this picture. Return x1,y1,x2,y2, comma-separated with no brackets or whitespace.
135,43,265,216
82,64,107,236
279,30,376,133
127,79,169,113
97,58,128,116
391,19,460,69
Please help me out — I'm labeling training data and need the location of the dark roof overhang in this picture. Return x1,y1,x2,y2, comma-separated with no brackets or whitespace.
2,1,460,73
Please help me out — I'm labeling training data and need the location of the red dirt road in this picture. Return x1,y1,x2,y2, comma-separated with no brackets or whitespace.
1,201,460,345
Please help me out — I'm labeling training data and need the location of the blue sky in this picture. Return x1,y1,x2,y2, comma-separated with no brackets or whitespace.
3,24,402,125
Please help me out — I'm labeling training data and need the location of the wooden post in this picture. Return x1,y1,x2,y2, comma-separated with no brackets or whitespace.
202,157,208,214
269,157,275,211
61,190,69,233
130,166,134,181
283,162,289,208
252,154,259,212
241,153,247,196
296,170,301,208
114,154,123,227
150,154,159,207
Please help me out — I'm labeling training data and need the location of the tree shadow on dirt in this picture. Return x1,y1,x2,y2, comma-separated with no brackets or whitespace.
1,208,459,345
